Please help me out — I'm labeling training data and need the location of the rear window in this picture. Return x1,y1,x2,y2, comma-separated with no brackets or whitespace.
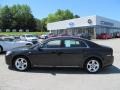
64,39,87,48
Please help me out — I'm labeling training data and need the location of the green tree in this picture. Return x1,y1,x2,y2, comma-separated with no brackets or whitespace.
10,4,36,31
42,9,80,32
35,19,42,31
47,9,74,23
10,5,18,29
0,7,2,28
41,17,48,32
74,15,80,18
0,4,36,32
0,5,13,31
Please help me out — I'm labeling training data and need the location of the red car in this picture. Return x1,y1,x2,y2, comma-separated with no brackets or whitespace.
97,33,112,39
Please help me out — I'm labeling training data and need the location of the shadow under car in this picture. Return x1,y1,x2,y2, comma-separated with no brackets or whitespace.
9,65,120,75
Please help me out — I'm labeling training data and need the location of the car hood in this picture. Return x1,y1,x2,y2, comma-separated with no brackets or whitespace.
10,46,31,52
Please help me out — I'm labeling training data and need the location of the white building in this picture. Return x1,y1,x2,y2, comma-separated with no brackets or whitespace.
47,15,120,39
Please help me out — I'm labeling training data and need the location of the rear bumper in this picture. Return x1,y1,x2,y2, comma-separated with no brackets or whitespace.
102,56,114,67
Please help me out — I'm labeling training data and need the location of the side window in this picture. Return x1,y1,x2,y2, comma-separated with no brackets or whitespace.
64,39,87,48
45,40,61,48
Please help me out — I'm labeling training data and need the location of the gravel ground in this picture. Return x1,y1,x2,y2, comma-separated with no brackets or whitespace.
0,39,120,90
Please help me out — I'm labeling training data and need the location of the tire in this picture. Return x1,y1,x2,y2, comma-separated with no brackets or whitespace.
13,56,31,71
0,46,3,53
84,58,102,73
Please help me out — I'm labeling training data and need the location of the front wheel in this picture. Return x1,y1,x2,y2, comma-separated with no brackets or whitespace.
85,59,102,73
13,57,30,71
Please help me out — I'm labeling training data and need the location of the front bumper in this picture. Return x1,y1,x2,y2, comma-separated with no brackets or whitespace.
5,54,13,66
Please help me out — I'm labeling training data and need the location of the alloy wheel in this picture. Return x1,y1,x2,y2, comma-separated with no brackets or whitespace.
14,57,28,71
86,59,100,73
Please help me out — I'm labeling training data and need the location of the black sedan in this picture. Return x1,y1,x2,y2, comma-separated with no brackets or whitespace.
5,36,114,73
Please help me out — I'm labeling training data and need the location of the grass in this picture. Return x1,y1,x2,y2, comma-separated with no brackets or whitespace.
0,32,47,36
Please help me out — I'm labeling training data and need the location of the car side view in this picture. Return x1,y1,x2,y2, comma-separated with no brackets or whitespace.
0,37,33,53
5,36,114,73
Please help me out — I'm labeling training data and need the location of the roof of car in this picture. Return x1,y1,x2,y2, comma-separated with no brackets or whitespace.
42,36,100,48
46,36,84,40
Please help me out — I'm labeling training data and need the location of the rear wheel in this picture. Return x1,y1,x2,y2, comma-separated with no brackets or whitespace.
13,56,30,71
85,58,102,73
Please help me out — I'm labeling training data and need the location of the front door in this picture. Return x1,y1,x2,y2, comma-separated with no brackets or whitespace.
31,39,62,66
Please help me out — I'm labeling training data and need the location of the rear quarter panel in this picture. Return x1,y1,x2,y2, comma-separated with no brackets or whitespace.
81,48,105,68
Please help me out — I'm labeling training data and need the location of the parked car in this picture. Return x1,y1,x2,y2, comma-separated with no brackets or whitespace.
14,36,21,40
40,34,48,39
5,36,114,73
112,32,120,38
40,33,57,39
34,35,41,39
96,33,112,39
2,36,20,41
20,34,38,44
59,33,71,36
0,37,33,53
48,33,57,38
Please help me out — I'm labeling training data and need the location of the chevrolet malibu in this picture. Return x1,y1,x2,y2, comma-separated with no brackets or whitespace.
5,36,114,73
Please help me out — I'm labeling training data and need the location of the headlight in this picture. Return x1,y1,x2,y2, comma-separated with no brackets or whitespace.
6,51,12,56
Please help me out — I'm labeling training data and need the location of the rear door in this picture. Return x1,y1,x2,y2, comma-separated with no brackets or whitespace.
60,39,88,66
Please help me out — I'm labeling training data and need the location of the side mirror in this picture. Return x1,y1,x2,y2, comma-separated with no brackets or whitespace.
38,45,43,51
38,47,41,51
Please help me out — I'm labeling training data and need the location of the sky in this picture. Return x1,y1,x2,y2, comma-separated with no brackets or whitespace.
0,0,120,20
